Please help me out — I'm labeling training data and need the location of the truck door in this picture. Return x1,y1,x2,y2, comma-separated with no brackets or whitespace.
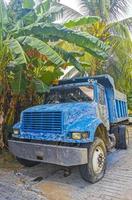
98,85,109,130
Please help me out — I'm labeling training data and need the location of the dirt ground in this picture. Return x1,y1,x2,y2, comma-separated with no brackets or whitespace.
0,126,132,200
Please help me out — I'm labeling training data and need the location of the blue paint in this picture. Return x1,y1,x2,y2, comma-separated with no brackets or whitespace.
14,102,100,143
13,74,128,144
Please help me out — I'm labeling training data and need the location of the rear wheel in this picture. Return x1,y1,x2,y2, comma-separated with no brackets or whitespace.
16,157,39,167
79,137,107,183
115,125,129,149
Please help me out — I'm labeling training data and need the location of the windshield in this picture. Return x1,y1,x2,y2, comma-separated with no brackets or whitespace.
45,85,94,104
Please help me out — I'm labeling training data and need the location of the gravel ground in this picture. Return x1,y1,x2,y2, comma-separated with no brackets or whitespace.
0,126,132,200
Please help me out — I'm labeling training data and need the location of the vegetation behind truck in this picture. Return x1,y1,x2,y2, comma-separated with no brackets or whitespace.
8,74,129,183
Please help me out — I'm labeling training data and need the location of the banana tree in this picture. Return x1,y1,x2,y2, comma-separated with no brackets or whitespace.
0,0,64,147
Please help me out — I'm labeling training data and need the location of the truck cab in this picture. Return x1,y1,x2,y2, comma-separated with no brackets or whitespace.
9,74,129,183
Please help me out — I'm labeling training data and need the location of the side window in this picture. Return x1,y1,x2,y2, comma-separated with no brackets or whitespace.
99,87,105,105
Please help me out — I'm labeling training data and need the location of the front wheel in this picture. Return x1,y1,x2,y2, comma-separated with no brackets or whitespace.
16,157,39,167
79,137,107,183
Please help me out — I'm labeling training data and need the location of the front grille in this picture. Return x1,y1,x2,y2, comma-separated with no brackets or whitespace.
21,112,63,133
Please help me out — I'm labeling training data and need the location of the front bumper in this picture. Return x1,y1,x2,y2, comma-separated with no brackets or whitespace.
8,140,88,166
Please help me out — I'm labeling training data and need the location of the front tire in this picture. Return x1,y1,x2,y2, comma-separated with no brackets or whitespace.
79,137,107,183
16,157,39,167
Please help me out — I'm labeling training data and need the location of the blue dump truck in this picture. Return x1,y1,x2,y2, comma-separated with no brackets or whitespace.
8,74,129,183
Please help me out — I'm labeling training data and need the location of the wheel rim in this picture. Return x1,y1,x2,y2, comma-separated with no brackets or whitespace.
92,146,105,174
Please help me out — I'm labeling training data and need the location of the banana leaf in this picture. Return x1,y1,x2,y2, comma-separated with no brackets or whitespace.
17,36,65,66
53,46,85,73
9,66,28,94
64,16,101,28
10,38,27,65
14,23,109,59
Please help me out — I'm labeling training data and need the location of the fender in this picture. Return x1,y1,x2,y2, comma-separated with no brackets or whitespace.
67,117,106,142
13,122,21,129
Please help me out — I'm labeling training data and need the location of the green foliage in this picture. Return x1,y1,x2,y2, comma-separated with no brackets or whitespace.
35,66,63,85
8,0,32,22
64,16,101,28
53,46,85,73
10,38,27,65
36,0,51,16
9,66,28,94
1,0,109,101
31,65,63,93
34,79,50,94
62,17,132,103
0,41,13,69
0,0,7,46
15,23,109,59
22,0,35,9
128,94,132,111
17,36,65,66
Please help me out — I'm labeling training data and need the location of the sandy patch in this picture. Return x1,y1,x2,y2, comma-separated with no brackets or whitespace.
122,189,132,200
36,181,72,200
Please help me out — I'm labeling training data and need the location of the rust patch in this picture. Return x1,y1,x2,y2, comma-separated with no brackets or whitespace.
36,181,72,200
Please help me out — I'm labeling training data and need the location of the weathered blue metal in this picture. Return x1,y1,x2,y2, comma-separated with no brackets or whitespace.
13,102,102,143
88,74,128,123
13,74,128,144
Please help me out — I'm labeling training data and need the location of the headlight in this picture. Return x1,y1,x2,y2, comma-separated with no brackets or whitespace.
82,132,88,139
72,132,89,140
72,132,81,140
13,129,19,135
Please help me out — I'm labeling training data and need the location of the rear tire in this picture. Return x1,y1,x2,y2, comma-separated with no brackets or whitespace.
115,125,129,149
79,137,107,183
16,157,39,167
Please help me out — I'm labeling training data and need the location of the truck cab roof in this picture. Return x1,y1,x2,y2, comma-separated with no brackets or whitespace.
58,74,113,87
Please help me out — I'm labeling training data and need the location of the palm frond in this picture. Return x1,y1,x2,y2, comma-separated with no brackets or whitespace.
110,0,129,20
55,0,89,16
112,17,132,32
52,3,82,24
107,20,132,39
51,0,89,23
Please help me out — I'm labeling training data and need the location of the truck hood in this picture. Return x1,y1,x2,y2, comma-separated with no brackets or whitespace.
23,102,97,129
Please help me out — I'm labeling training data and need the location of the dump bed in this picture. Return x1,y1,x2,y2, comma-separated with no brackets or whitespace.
86,75,128,124
115,90,128,122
